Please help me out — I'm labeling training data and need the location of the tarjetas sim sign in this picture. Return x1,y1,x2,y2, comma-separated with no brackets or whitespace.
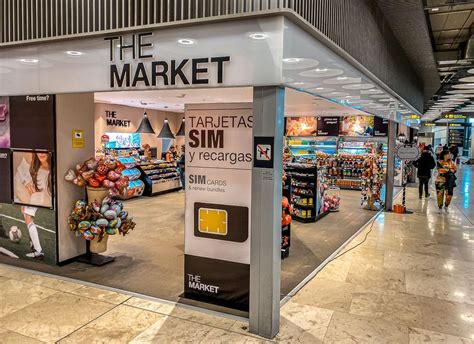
184,103,253,311
104,32,231,88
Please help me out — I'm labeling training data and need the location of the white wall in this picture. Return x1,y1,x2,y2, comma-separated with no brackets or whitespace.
56,93,96,262
94,103,185,156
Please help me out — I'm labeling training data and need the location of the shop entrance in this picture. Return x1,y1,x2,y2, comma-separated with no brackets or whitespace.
280,88,388,297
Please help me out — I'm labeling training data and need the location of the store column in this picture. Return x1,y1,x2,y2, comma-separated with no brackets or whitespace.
385,120,397,211
249,86,285,338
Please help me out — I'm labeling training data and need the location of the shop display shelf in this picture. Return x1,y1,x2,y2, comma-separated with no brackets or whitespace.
293,203,314,210
291,214,316,223
292,191,315,197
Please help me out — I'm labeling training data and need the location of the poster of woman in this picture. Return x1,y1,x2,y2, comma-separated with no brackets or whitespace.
0,96,10,148
11,151,53,259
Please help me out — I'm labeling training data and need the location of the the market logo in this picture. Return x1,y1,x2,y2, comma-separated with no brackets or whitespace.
105,110,131,127
105,32,231,88
187,274,219,294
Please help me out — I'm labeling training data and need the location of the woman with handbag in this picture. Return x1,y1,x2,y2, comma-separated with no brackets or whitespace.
435,150,457,214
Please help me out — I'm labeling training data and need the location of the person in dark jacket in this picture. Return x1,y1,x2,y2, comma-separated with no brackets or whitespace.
449,144,459,163
413,147,436,199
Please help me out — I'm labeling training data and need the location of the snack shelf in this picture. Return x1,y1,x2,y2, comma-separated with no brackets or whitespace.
138,160,182,196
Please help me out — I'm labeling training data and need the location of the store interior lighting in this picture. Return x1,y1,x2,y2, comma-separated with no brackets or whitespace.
135,111,156,134
157,118,176,139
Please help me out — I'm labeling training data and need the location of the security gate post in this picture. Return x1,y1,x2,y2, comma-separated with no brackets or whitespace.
249,86,285,338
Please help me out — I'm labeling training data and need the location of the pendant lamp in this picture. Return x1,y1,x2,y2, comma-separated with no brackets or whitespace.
157,118,175,139
176,118,185,136
135,111,156,134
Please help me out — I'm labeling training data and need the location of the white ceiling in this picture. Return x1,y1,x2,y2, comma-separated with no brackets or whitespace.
94,87,366,117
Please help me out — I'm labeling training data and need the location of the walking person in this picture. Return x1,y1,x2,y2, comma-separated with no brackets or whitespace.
449,144,459,164
435,144,443,160
413,146,436,199
177,144,185,189
435,150,457,214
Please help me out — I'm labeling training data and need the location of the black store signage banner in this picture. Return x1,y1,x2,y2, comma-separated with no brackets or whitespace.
0,149,11,203
316,116,339,136
373,117,389,137
10,95,55,151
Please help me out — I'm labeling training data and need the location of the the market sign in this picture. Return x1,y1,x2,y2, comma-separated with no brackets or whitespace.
105,32,231,88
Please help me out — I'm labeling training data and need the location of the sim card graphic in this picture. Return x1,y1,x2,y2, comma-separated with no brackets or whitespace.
194,202,249,242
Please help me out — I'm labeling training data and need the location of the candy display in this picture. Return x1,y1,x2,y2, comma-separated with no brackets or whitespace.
138,160,182,196
281,196,292,259
360,145,385,211
116,157,145,200
284,162,330,222
67,197,136,242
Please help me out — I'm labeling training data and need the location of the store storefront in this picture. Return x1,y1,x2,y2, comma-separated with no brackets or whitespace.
0,15,420,337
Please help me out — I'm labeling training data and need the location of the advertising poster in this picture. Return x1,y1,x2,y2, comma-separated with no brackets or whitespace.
285,117,317,136
0,149,11,203
184,103,252,311
0,203,56,264
105,132,141,149
339,115,375,137
316,116,339,136
0,97,10,148
10,95,55,151
374,117,389,137
12,151,53,209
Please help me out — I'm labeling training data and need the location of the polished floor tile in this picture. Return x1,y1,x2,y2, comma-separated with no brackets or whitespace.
323,311,409,343
69,285,132,304
0,278,58,318
1,292,114,342
0,328,44,344
408,327,472,344
60,304,164,343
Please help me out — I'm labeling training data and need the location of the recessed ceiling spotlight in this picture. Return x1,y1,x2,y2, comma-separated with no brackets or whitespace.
66,50,84,56
431,7,439,11
248,33,269,40
323,76,361,85
282,58,319,70
283,58,301,63
458,76,474,82
452,83,474,89
361,89,383,94
342,83,374,90
178,38,195,45
18,58,39,64
300,68,343,78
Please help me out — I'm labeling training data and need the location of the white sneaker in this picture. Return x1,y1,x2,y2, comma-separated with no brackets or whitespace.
26,251,44,260
444,207,449,214
438,208,443,214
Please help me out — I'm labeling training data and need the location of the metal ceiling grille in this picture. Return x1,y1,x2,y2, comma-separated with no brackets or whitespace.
0,0,289,43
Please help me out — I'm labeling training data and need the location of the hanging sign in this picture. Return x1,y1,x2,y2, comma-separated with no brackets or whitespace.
184,103,252,311
395,145,420,160
316,116,339,136
373,117,389,136
442,114,467,120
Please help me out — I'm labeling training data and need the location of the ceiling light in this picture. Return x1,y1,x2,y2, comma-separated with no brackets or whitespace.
248,33,269,40
370,94,388,99
361,89,383,94
176,118,185,136
452,84,474,89
323,76,361,85
431,7,439,11
178,38,195,45
135,111,156,134
458,76,474,82
447,89,474,94
18,58,38,64
468,68,474,74
283,58,301,63
342,83,374,90
310,87,335,93
66,50,83,56
325,92,349,96
157,118,175,139
300,68,343,78
282,58,319,70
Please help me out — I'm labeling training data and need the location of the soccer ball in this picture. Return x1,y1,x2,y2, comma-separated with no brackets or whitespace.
8,226,22,243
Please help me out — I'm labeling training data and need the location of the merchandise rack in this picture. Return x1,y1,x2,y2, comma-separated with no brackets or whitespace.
282,175,292,259
284,163,319,223
138,160,181,196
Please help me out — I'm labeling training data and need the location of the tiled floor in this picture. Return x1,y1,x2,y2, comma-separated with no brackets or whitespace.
0,166,473,343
